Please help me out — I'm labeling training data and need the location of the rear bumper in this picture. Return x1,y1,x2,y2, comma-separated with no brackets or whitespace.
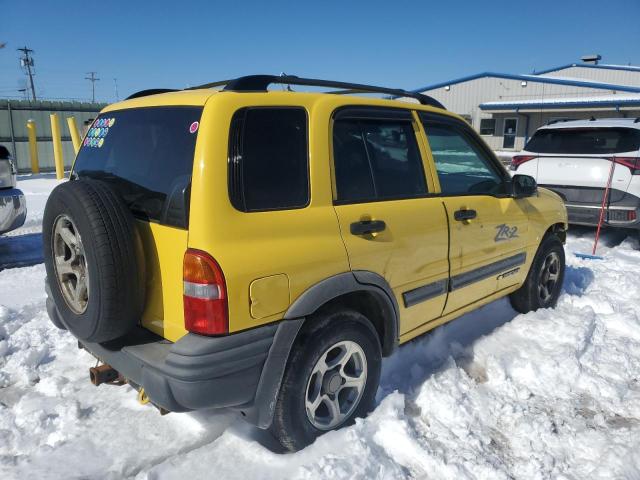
541,184,640,229
565,204,640,228
0,188,26,234
80,325,275,412
72,317,303,427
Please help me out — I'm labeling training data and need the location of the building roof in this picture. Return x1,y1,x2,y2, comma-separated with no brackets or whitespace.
412,72,640,94
479,95,640,111
533,63,640,75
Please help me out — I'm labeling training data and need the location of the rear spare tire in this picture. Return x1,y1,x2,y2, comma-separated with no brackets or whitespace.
43,179,145,343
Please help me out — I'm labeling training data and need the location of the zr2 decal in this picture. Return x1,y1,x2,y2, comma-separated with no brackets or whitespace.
495,224,519,242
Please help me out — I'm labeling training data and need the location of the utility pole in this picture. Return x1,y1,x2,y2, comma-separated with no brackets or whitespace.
17,46,37,101
85,71,100,103
113,78,119,101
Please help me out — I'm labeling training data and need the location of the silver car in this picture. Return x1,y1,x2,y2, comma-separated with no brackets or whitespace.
0,145,26,234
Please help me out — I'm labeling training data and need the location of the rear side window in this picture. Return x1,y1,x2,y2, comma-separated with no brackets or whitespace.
525,127,640,154
332,118,427,203
228,108,309,212
73,106,202,228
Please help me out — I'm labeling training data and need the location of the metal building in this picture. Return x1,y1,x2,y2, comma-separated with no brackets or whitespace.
0,100,106,172
412,58,640,159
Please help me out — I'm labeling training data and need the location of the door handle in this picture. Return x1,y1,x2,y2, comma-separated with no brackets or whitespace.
350,220,386,236
454,209,477,221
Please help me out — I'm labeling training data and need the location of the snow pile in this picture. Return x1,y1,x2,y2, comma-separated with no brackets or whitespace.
1,177,640,479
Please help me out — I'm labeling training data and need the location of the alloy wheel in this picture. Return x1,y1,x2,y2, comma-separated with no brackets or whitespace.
52,214,89,314
305,340,368,430
538,251,560,304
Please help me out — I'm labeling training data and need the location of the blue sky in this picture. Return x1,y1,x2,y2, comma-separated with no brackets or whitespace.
2,0,639,102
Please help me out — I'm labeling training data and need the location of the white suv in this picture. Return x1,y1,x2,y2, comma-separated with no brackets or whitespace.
512,118,640,232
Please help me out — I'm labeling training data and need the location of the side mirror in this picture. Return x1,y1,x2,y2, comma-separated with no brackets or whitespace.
511,174,538,198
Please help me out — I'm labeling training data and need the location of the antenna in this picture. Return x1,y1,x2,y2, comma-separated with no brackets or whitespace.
113,78,119,101
85,71,100,102
17,46,37,101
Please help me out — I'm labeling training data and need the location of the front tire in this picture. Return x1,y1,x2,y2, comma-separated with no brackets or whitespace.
269,309,382,451
509,234,565,313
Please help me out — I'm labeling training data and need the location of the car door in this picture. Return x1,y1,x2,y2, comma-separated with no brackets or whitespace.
419,112,530,315
331,107,449,336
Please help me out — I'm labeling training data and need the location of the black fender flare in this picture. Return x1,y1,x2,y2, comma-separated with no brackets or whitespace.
244,271,399,429
284,270,399,355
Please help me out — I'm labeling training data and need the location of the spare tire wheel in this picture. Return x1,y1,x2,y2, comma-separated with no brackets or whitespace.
43,179,145,343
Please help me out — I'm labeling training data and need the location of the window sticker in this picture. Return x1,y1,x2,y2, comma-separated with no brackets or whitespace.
189,121,199,134
84,117,115,148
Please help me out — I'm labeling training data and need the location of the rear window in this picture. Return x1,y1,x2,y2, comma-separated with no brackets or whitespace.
73,106,202,228
525,127,640,155
228,107,309,212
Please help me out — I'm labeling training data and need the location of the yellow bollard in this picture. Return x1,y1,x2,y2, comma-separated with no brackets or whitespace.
66,116,81,155
50,113,65,179
26,119,40,174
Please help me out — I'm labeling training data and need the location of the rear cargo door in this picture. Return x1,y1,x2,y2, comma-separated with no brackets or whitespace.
535,155,635,202
525,127,640,199
72,106,203,342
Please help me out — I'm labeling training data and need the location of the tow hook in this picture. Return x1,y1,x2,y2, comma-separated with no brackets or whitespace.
89,364,124,386
137,388,150,405
136,388,169,415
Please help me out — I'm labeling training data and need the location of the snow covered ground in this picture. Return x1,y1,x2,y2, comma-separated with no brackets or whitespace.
1,177,640,479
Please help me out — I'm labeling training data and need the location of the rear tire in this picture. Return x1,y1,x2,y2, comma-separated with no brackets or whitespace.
509,234,565,313
43,179,145,343
269,309,381,451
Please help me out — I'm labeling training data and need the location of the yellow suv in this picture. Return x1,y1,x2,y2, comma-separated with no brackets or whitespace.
43,75,568,451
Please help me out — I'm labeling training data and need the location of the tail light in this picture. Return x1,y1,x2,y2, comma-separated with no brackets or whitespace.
609,156,640,174
607,209,637,222
510,155,536,171
183,249,228,335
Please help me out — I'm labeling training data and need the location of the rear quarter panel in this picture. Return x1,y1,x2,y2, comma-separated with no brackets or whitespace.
138,221,189,341
188,92,351,334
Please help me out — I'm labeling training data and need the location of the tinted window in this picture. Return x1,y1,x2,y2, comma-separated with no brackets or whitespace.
333,119,427,203
228,108,308,211
480,118,496,135
503,118,518,149
525,127,640,154
73,107,202,227
424,124,505,195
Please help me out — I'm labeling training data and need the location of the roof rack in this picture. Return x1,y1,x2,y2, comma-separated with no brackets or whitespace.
546,118,576,125
126,88,179,100
126,75,446,109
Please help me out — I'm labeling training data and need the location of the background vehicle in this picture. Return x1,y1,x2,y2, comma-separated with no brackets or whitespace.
512,118,640,233
0,145,26,235
43,76,568,451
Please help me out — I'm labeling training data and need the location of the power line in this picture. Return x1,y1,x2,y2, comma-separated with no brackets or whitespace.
85,71,100,102
17,46,37,101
